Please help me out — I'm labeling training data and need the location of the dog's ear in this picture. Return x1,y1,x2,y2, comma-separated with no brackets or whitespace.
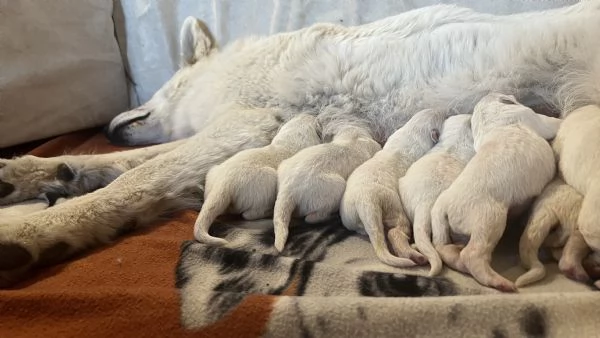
180,17,216,67
430,128,440,143
522,113,562,140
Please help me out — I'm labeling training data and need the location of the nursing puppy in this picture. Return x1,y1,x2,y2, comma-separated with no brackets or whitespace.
552,105,600,287
273,125,381,252
340,109,446,267
399,114,475,276
194,114,321,245
554,105,600,259
516,178,584,287
430,93,561,291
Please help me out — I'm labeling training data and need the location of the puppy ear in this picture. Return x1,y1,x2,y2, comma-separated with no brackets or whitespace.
523,113,562,140
180,17,216,67
430,129,440,143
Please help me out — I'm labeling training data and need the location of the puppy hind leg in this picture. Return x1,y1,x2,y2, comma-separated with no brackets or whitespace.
358,199,416,267
386,201,427,265
304,174,346,224
460,208,516,292
559,229,591,283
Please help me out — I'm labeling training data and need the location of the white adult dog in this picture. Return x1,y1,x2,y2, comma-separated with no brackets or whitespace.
399,114,475,276
0,3,599,286
430,93,561,291
340,108,446,267
272,125,381,252
193,114,321,245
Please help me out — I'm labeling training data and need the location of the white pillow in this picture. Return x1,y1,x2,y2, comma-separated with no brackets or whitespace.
0,0,128,147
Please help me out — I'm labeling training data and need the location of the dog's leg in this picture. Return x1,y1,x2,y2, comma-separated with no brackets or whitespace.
0,108,282,287
0,140,187,205
386,202,427,265
559,229,591,283
437,244,467,273
460,207,516,292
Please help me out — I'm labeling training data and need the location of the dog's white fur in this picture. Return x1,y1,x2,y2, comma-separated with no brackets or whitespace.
398,114,475,276
0,3,600,286
516,178,584,287
272,126,381,252
430,93,561,291
340,109,445,267
193,114,321,245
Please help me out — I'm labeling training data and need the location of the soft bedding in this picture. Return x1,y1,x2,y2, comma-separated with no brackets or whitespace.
0,130,599,337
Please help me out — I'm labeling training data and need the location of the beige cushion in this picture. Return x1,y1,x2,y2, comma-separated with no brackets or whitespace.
0,0,128,147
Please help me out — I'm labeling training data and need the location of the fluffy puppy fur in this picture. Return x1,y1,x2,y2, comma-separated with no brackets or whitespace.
273,125,381,252
340,109,446,267
193,114,321,245
516,178,584,287
553,105,600,255
430,93,561,291
399,114,475,276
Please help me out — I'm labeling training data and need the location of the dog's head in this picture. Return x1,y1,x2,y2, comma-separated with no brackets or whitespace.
388,108,447,151
473,93,562,141
437,113,473,148
105,17,217,146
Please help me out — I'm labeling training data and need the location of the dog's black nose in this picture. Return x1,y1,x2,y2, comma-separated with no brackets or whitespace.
0,181,15,198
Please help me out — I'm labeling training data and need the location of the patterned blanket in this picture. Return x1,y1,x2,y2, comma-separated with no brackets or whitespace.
176,217,600,337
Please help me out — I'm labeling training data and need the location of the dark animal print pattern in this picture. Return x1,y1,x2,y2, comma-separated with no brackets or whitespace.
176,218,600,337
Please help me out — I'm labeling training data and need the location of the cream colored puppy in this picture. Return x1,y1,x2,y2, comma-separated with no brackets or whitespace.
554,105,600,258
273,125,381,252
399,114,475,276
430,93,561,292
340,109,445,267
516,178,585,287
194,114,321,245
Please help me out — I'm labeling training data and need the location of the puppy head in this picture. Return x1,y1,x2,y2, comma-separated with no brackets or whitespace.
387,108,447,151
105,17,218,146
473,93,561,140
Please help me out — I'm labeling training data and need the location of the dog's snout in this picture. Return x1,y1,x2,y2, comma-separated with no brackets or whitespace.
0,181,15,198
105,111,152,146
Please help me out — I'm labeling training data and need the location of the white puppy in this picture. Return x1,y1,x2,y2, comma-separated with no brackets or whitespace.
554,105,600,256
552,105,600,288
399,114,475,276
516,178,584,287
430,93,561,292
273,125,381,252
194,114,321,245
340,109,445,267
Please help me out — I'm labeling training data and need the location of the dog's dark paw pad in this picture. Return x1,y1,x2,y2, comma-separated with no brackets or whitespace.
0,243,32,270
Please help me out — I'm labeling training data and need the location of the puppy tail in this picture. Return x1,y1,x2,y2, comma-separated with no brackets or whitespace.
273,192,295,253
413,204,443,276
358,200,416,268
430,196,451,247
515,203,557,288
193,185,231,246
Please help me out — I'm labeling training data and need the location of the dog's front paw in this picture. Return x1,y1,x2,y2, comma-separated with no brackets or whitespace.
0,215,77,288
0,156,75,205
